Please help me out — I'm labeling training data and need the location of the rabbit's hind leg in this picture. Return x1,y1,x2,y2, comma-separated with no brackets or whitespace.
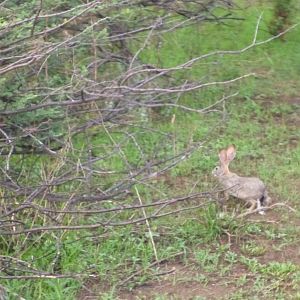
246,198,265,215
246,199,257,213
256,198,265,215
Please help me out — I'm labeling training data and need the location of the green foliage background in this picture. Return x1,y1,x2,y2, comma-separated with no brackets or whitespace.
0,0,300,299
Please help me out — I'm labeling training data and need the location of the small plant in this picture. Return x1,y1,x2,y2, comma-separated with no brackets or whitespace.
244,223,263,235
236,274,247,287
194,248,221,272
260,261,298,279
239,256,261,273
100,290,117,300
241,241,266,256
264,228,287,240
154,295,169,300
292,271,300,289
253,275,268,294
229,290,247,300
224,251,238,264
195,273,209,285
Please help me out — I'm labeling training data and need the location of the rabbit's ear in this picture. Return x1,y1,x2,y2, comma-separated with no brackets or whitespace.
219,148,230,174
218,148,228,164
226,145,236,162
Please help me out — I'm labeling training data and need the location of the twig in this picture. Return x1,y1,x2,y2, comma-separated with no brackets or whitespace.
0,127,13,170
118,251,184,286
237,202,296,218
135,186,159,262
0,200,214,235
30,0,43,37
0,273,97,280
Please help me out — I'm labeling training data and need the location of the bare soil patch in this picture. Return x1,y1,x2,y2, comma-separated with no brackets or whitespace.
259,243,300,265
76,262,239,300
77,255,248,299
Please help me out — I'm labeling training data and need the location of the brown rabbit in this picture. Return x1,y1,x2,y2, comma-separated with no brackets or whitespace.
212,145,271,214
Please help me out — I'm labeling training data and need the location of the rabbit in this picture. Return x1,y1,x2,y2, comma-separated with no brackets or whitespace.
212,145,271,214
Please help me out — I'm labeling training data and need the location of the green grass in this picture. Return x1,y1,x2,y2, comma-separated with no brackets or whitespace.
2,1,300,299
